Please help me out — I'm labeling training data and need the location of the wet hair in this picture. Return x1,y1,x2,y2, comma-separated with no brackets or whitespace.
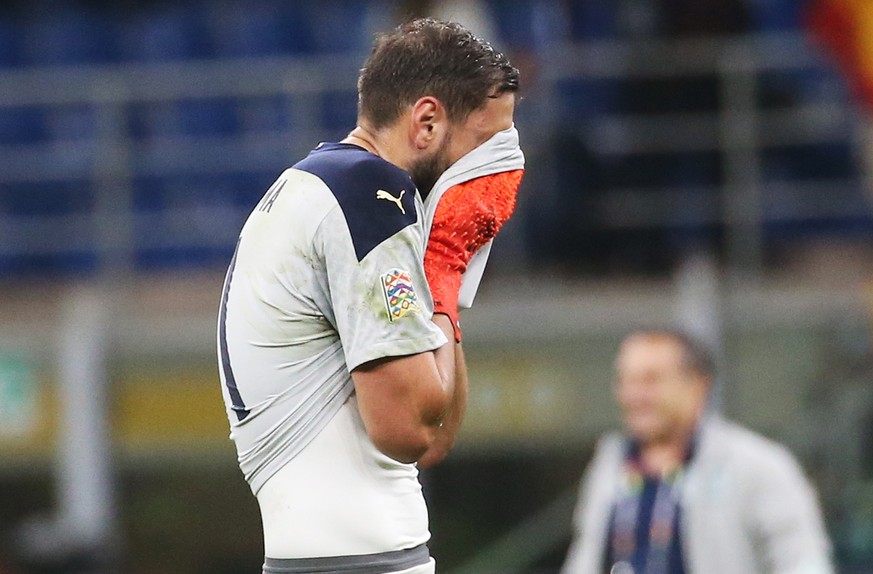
357,18,519,129
627,328,716,379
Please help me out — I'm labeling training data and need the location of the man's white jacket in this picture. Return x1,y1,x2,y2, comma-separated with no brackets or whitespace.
562,416,835,574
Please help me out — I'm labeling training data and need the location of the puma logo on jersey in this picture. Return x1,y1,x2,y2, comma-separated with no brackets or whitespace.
376,189,406,214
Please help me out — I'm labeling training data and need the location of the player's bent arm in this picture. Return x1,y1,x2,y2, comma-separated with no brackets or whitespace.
417,313,468,468
352,327,458,463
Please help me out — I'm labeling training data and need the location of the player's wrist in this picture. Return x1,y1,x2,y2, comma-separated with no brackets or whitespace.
432,306,461,342
430,310,459,339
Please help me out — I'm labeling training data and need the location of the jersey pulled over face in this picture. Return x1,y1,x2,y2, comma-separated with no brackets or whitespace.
217,142,447,495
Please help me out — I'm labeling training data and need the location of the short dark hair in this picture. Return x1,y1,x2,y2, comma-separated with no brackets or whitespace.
627,328,716,379
357,18,519,129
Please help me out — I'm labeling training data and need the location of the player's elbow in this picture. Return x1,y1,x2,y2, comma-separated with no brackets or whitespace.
352,352,452,463
368,423,438,464
417,441,451,469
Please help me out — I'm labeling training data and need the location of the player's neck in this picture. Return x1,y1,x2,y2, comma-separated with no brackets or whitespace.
344,125,400,164
343,126,378,154
344,123,418,177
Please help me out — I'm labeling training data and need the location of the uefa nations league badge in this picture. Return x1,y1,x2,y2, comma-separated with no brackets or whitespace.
381,269,420,322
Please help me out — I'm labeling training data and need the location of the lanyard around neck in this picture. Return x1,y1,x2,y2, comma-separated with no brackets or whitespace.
610,460,685,574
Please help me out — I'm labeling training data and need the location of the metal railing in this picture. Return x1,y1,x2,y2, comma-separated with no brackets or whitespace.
0,55,363,275
529,31,866,277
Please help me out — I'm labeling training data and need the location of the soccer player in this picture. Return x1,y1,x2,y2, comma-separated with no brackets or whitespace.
217,18,519,574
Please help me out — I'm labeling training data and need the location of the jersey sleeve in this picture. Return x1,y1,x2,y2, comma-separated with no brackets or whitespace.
315,200,447,371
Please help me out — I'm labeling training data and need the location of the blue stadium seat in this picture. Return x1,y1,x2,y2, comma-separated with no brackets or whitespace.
565,0,618,40
21,3,117,65
207,0,315,58
133,172,269,213
44,104,99,142
177,98,240,137
0,251,99,277
0,14,23,68
749,0,804,31
237,95,294,137
127,98,239,140
0,106,49,145
319,91,358,134
555,77,623,119
0,180,98,275
117,4,213,62
487,0,569,52
1,180,92,216
305,0,370,55
132,171,270,269
126,102,175,141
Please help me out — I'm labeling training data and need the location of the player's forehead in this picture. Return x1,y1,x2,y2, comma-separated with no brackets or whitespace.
449,91,515,155
466,91,515,132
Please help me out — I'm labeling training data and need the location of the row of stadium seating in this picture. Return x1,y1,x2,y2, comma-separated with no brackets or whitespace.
0,0,384,68
0,0,865,278
0,94,359,144
0,0,807,69
0,170,274,274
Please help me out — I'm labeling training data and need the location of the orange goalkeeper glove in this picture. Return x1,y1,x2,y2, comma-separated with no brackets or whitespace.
424,169,524,341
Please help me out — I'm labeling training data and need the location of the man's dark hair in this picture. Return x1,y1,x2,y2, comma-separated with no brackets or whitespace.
357,18,519,129
630,327,716,379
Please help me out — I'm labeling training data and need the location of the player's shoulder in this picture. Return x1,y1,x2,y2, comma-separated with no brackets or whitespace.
292,143,419,262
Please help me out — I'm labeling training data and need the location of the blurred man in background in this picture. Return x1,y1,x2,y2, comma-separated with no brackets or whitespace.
562,329,834,574
217,18,520,574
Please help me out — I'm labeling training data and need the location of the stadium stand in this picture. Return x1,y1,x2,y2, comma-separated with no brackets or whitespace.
0,0,868,279
1,3,873,573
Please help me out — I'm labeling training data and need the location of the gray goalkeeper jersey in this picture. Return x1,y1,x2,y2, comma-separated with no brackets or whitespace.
217,142,447,495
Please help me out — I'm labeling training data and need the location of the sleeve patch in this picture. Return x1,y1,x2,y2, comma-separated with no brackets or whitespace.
381,269,421,322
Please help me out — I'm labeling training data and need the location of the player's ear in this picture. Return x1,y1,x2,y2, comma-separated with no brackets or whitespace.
409,96,447,150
